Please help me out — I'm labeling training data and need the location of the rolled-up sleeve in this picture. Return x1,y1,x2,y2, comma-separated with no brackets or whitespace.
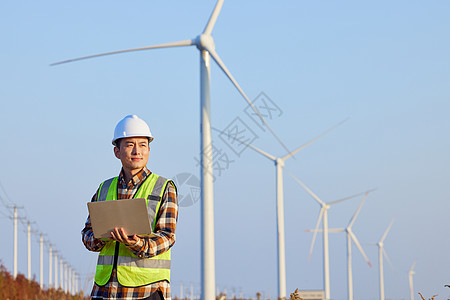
81,192,107,252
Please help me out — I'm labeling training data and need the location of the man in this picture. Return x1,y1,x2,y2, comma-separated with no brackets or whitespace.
82,114,178,300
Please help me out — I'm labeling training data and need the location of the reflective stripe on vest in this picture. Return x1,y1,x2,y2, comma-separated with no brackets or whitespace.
97,255,171,269
94,173,175,287
97,177,115,202
147,175,167,230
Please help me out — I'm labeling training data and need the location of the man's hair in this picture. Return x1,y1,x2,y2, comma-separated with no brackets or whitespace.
114,138,122,149
114,138,150,150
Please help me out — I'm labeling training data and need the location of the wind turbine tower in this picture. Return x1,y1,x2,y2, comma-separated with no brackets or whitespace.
343,191,373,300
378,219,394,300
409,260,416,300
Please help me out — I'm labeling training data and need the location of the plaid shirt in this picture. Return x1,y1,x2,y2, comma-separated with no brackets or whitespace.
81,167,178,300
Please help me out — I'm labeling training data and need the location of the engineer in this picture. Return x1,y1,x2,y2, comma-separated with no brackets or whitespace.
82,114,178,300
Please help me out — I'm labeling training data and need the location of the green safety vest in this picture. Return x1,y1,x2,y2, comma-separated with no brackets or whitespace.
94,173,176,287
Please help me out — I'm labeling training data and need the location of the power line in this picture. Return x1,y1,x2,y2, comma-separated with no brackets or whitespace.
0,209,9,219
0,180,13,206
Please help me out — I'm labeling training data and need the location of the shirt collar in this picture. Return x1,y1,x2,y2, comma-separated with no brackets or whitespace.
119,167,151,186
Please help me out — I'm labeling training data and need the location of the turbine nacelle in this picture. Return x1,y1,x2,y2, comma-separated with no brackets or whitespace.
275,158,285,167
195,34,216,52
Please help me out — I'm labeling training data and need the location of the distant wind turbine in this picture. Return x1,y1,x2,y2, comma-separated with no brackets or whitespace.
409,260,417,300
288,172,367,300
214,119,347,298
305,190,374,300
51,1,290,299
378,219,395,300
342,190,373,300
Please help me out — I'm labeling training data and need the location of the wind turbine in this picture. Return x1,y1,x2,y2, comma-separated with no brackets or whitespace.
288,172,367,300
51,2,290,300
305,190,374,300
378,219,395,300
409,260,417,300
341,191,373,300
214,119,347,299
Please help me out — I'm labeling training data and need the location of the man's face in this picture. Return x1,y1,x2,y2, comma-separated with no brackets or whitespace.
114,137,150,174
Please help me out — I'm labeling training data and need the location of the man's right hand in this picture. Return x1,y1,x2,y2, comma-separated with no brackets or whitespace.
110,227,141,246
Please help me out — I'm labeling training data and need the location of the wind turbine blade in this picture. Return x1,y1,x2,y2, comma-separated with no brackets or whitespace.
409,260,417,273
308,208,324,261
349,231,372,267
382,248,395,271
304,228,344,233
328,192,362,206
348,189,373,228
380,218,395,243
211,127,276,161
328,188,376,206
208,49,292,156
280,118,349,161
286,170,325,206
203,0,225,35
232,139,276,161
50,39,194,66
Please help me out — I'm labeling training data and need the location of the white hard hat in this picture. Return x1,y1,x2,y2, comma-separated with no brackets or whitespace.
112,115,154,146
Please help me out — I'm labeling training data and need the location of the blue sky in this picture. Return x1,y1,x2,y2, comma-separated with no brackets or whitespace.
0,1,449,299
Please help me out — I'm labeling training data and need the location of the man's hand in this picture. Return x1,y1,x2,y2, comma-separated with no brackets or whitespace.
110,227,140,246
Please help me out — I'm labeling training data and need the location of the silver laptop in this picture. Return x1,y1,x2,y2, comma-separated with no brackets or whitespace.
87,198,153,239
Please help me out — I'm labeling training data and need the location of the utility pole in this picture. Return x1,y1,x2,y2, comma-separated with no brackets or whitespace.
68,265,72,294
75,272,79,295
64,261,68,293
63,262,66,292
59,257,64,289
13,205,17,279
9,205,24,279
71,267,74,294
72,268,75,295
40,233,43,288
73,269,76,294
49,244,53,287
181,281,184,299
54,251,58,289
13,206,18,279
26,221,37,281
27,221,35,280
74,269,77,294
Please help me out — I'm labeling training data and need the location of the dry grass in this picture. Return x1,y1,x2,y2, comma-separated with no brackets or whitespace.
417,285,450,300
0,264,88,300
289,288,304,300
418,292,438,300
